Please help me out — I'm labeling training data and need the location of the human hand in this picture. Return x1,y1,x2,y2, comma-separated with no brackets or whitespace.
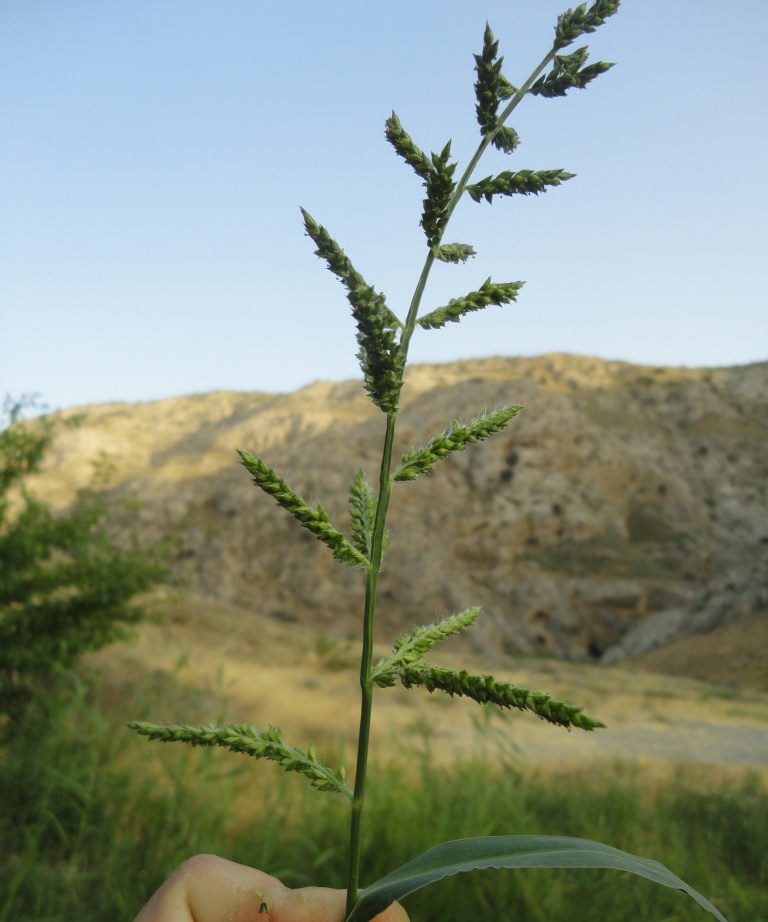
133,854,410,922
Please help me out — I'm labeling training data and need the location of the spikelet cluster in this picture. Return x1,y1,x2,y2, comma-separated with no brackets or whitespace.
384,112,433,180
473,24,520,154
301,210,403,412
373,608,481,683
554,0,621,51
128,721,351,796
385,114,458,250
474,23,503,136
531,47,614,98
417,279,523,332
421,143,457,249
394,666,605,731
238,451,367,567
392,406,522,482
348,469,377,560
433,243,476,264
467,169,574,204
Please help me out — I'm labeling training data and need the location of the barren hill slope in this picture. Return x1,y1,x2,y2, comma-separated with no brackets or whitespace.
34,353,768,665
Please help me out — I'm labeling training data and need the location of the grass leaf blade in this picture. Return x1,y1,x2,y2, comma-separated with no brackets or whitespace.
347,835,729,922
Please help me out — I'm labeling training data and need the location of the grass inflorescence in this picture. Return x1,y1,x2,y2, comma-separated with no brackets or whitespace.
123,2,736,919
1,673,765,922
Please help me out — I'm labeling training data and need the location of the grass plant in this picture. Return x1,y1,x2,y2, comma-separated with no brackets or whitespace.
128,2,733,919
2,675,766,921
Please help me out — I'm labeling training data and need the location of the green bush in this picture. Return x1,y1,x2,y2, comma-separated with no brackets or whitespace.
0,397,170,735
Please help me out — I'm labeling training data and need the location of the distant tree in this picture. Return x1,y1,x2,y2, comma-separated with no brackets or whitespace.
0,396,170,736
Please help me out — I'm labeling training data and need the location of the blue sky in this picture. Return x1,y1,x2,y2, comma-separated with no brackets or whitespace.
2,1,766,412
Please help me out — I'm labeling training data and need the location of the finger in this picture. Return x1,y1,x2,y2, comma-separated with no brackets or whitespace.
133,855,285,922
133,854,410,922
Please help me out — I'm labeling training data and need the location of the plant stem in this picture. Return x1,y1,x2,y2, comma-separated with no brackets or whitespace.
344,41,558,918
345,411,397,915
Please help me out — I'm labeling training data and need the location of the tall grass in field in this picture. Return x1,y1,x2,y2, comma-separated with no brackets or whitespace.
1,674,766,922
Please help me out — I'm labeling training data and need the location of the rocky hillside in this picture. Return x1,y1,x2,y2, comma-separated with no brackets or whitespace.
33,353,768,665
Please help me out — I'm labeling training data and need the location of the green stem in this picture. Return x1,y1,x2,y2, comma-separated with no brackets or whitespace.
345,411,397,915
344,41,558,919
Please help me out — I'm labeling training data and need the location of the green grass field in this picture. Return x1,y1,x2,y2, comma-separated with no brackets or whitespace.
1,673,766,922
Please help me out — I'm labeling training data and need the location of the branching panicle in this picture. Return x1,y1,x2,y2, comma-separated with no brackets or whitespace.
392,666,605,731
392,406,522,482
238,451,367,567
128,721,351,796
349,469,378,560
554,0,621,51
466,169,575,204
531,46,614,97
301,209,403,411
145,10,633,918
417,279,523,331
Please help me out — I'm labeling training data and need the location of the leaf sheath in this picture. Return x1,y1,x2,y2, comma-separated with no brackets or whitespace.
347,834,727,922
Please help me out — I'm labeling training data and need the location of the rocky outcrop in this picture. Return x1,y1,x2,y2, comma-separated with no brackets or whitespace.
33,353,768,664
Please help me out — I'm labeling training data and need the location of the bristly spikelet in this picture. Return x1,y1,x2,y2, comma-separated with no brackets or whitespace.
498,73,517,99
349,469,377,560
421,142,457,249
554,0,621,51
372,608,481,683
433,243,476,264
466,169,574,204
474,23,503,137
238,451,367,567
392,406,522,482
385,112,433,180
530,46,615,98
474,24,519,154
417,279,523,331
390,666,606,731
385,114,459,251
301,209,404,412
491,125,521,155
128,721,352,796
